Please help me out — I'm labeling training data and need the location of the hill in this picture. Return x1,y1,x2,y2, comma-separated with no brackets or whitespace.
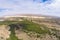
0,14,60,40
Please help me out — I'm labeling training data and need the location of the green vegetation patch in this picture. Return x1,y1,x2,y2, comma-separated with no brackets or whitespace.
7,24,19,40
20,20,50,34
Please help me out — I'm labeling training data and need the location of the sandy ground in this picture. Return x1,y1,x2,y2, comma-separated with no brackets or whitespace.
15,30,32,40
0,25,10,40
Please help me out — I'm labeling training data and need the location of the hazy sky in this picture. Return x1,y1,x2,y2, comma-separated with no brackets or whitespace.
0,0,60,17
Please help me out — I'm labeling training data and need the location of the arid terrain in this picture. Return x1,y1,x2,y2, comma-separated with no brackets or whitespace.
0,14,60,40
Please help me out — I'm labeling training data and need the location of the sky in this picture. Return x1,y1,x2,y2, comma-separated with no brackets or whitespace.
0,0,60,17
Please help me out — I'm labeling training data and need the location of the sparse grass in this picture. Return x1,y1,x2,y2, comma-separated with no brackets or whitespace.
19,20,50,34
0,21,19,25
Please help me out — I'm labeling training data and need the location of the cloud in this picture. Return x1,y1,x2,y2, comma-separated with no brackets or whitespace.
33,0,51,3
0,0,60,17
0,8,7,12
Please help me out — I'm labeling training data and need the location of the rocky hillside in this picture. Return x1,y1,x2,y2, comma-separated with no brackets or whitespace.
0,16,60,40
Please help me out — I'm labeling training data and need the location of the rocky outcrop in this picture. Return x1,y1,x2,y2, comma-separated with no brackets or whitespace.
0,25,10,40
